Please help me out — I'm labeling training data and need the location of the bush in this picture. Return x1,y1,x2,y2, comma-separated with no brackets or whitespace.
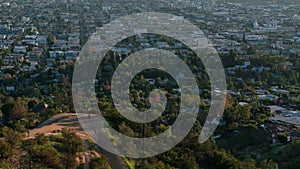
277,132,288,144
227,122,239,131
89,157,111,169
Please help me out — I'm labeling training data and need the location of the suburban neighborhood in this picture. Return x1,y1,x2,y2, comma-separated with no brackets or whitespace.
0,0,300,169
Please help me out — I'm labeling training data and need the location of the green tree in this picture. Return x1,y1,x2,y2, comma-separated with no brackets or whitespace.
10,97,28,120
0,139,11,159
210,149,241,169
2,127,22,148
258,159,277,169
61,129,83,169
89,157,111,169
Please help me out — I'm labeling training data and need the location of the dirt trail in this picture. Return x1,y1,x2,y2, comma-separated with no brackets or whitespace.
25,113,127,169
83,140,90,169
27,113,87,139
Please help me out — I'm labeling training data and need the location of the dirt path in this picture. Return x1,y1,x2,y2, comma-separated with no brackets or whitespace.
97,147,128,169
83,140,90,169
25,113,127,169
26,113,87,139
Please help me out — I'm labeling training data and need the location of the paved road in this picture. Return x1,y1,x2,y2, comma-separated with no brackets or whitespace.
270,116,300,126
